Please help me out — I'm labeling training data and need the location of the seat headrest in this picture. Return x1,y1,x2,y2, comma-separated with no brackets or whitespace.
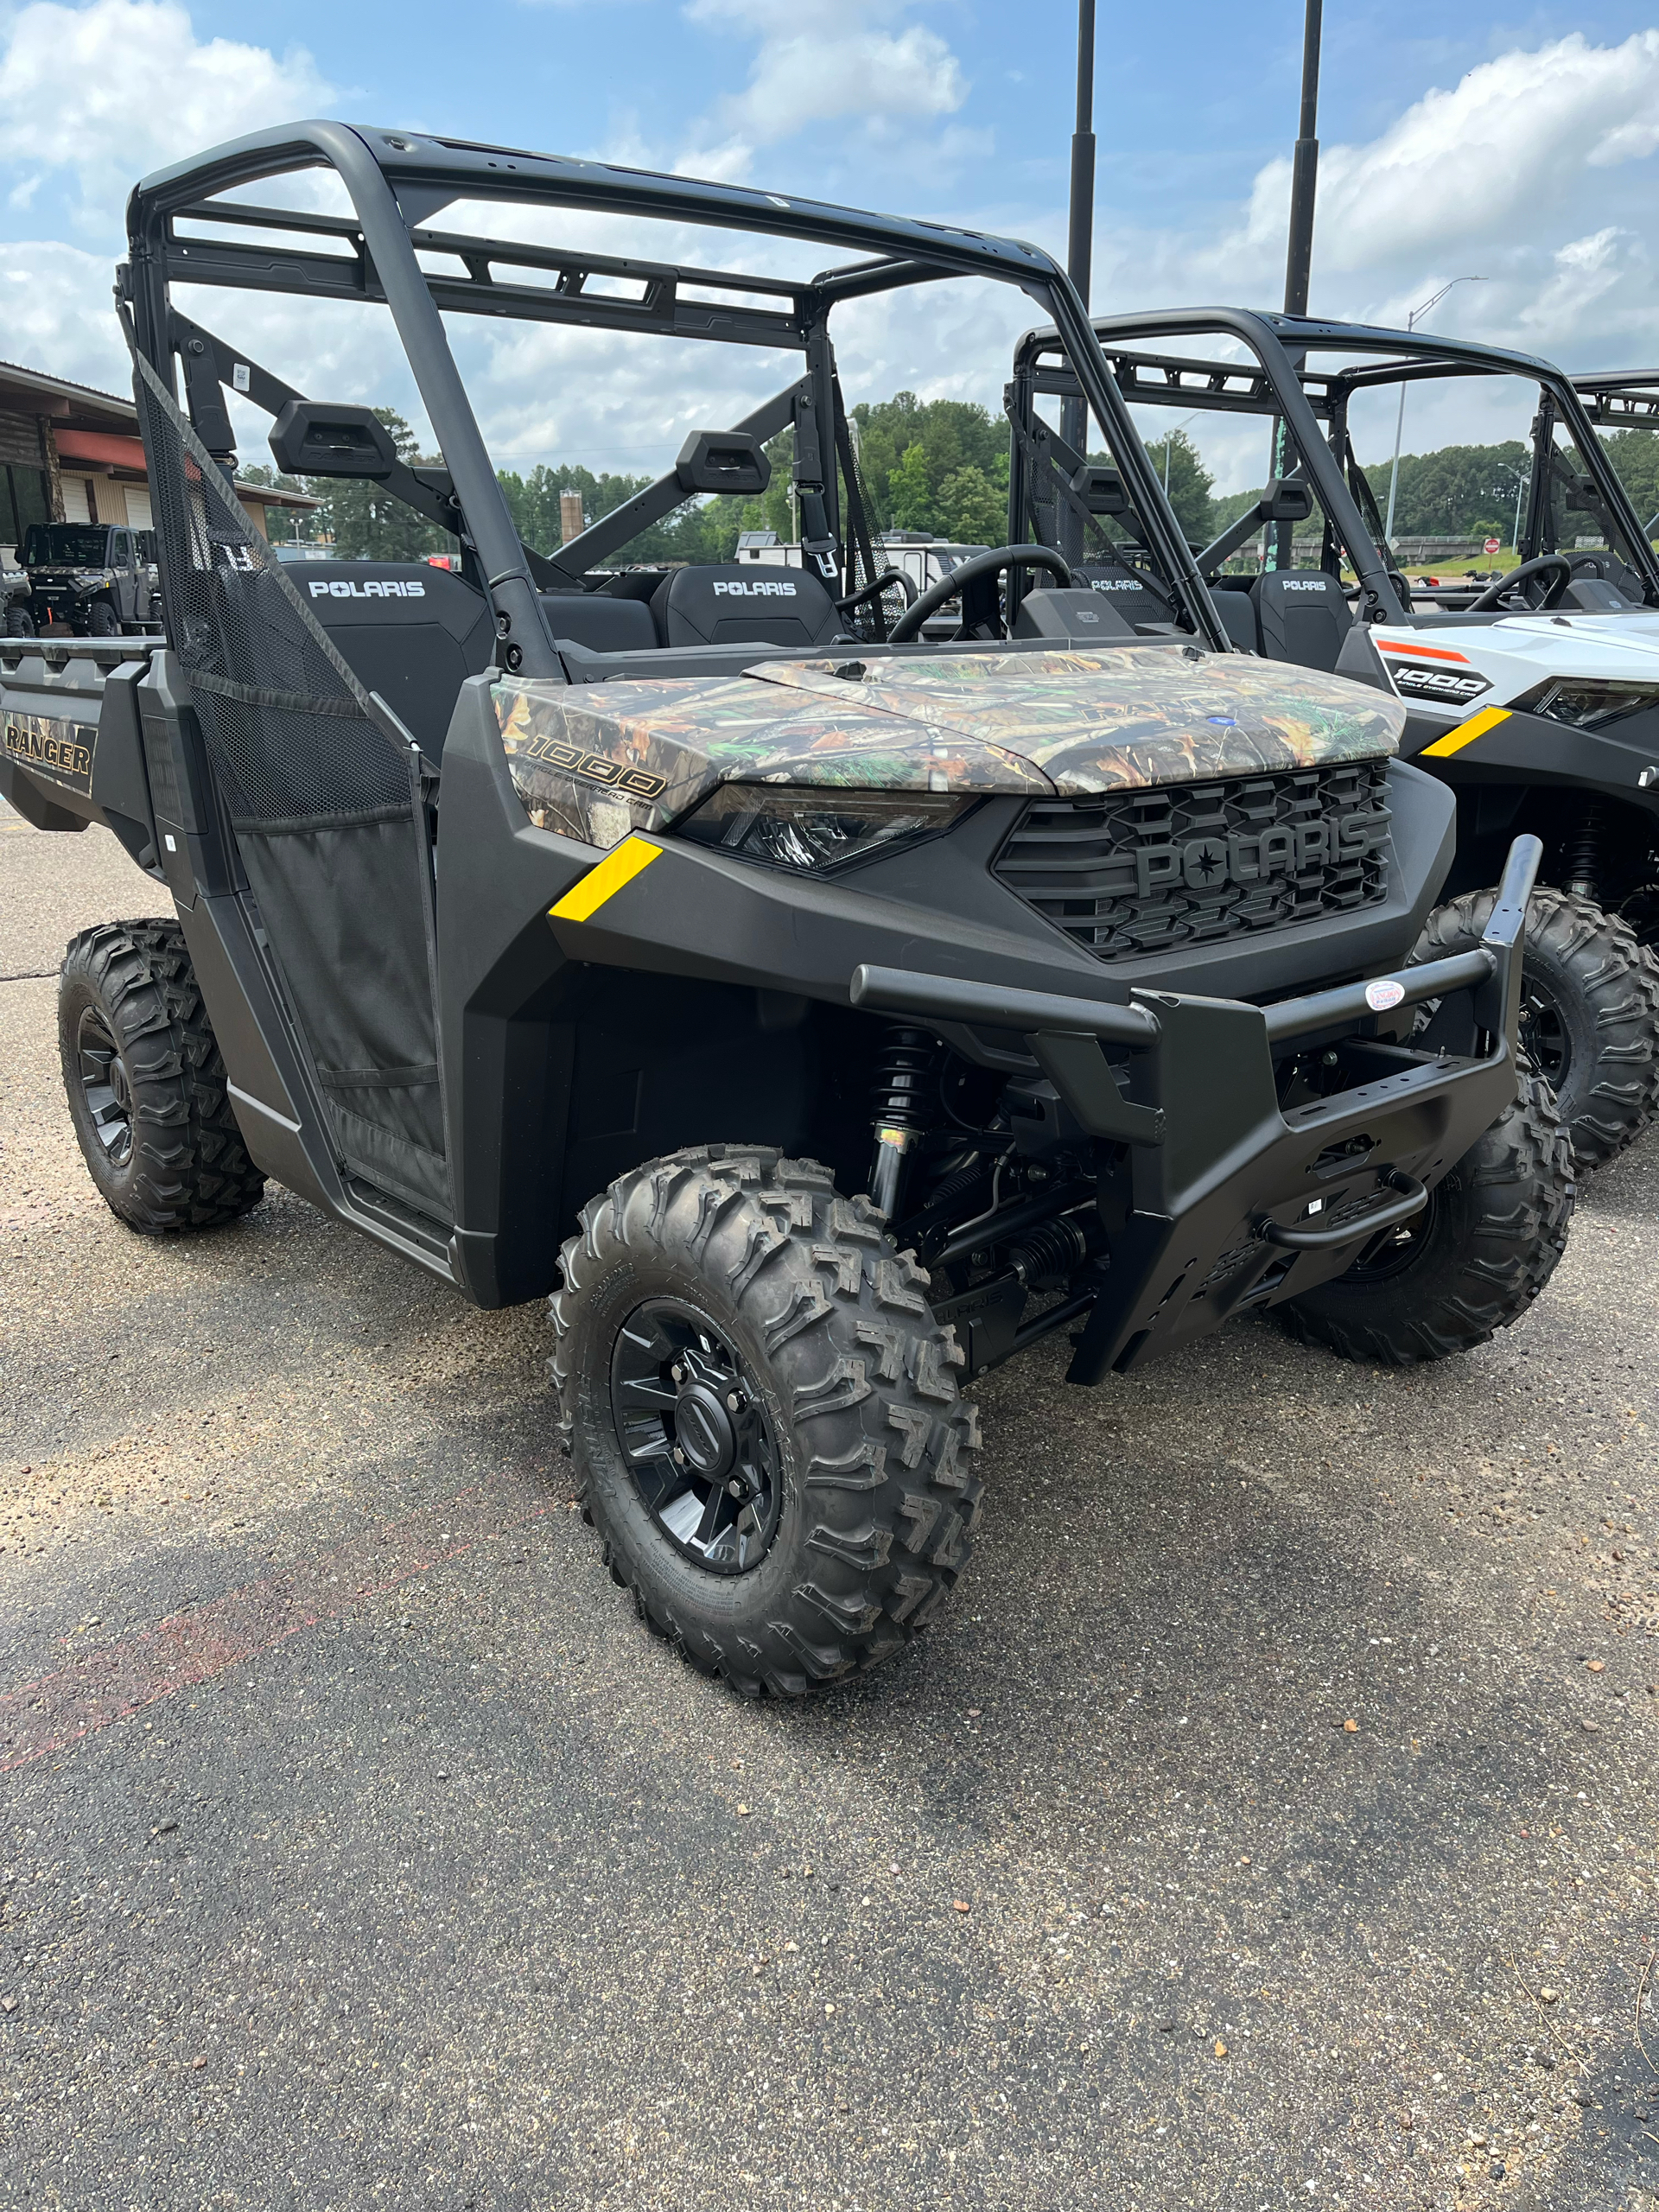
1071,563,1177,626
287,561,486,645
653,563,842,649
1251,569,1354,672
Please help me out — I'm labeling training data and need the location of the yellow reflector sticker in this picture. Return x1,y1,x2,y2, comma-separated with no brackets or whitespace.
1421,705,1511,759
549,836,662,922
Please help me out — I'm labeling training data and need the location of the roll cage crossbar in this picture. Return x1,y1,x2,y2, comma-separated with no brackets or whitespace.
1011,306,1659,620
121,118,1230,676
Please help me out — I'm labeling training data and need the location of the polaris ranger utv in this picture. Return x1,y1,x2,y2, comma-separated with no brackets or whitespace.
0,124,1570,1694
1006,308,1659,1166
19,520,160,637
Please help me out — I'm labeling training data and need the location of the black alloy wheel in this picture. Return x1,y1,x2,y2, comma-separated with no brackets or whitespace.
1342,1184,1441,1285
1517,964,1570,1093
610,1298,783,1573
75,1005,136,1168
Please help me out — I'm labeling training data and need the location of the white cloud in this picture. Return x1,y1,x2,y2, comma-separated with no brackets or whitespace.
680,0,967,179
0,0,330,228
0,241,132,391
1243,31,1659,276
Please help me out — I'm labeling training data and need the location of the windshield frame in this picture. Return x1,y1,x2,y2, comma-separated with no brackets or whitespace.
1017,308,1659,620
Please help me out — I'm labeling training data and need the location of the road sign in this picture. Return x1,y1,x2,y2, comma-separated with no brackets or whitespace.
1484,537,1501,555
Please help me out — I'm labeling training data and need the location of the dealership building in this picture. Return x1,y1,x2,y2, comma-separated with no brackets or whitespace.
0,359,315,555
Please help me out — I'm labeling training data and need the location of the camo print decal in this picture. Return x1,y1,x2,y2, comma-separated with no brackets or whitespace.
493,644,1402,844
747,647,1404,791
493,673,1052,842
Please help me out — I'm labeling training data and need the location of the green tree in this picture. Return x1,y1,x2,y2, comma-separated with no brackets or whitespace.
1598,428,1659,535
851,392,1009,535
887,442,936,531
936,464,1006,545
1140,430,1215,543
1360,441,1529,540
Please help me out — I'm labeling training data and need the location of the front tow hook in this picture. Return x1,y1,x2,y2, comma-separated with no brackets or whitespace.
1255,1168,1427,1252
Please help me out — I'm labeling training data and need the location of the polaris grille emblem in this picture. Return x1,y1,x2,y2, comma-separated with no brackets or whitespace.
1134,810,1389,898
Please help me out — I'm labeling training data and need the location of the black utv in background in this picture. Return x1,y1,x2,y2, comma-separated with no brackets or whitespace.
0,122,1574,1696
20,521,160,636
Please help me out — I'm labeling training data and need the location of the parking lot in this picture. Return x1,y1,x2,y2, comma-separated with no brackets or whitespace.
2,804,1656,2211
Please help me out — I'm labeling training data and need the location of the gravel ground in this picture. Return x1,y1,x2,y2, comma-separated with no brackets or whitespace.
2,804,1656,2212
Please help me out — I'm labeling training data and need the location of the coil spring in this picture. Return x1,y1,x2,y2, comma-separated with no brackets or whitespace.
1565,799,1604,902
870,1024,938,1135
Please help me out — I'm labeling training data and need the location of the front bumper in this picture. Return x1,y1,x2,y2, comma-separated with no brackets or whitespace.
852,834,1541,1381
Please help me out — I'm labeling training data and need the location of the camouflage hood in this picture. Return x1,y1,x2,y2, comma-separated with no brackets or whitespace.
493,644,1404,847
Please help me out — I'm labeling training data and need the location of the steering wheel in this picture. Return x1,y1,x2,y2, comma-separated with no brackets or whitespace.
1386,569,1414,613
887,543,1075,644
1470,553,1573,612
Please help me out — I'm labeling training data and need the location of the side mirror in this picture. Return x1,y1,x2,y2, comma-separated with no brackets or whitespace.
1260,477,1314,524
676,429,770,497
270,401,399,480
1070,464,1129,517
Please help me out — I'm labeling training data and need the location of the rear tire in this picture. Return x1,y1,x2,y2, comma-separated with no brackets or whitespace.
1276,1071,1573,1365
1414,886,1659,1166
550,1144,981,1696
60,919,266,1232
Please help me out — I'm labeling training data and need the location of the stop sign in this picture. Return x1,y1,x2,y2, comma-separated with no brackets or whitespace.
1484,537,1501,555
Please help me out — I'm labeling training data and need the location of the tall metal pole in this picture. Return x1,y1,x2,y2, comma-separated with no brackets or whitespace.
1268,0,1320,570
1382,276,1484,544
1060,0,1096,563
1283,0,1321,317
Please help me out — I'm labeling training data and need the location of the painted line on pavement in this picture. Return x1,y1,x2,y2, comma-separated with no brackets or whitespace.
0,1478,556,1772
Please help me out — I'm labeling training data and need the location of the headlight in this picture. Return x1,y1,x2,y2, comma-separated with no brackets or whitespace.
674,785,976,873
1518,678,1659,731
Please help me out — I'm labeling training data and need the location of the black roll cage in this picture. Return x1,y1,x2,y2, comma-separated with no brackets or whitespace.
121,118,1231,672
1010,306,1659,621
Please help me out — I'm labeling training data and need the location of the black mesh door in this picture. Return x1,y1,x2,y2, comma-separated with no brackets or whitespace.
131,346,451,1222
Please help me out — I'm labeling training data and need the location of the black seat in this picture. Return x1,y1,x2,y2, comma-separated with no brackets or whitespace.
1210,582,1261,654
538,591,658,654
1071,562,1178,629
1252,570,1354,671
291,562,493,756
652,563,843,648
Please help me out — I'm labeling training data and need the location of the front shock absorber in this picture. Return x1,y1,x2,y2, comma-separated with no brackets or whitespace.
1566,798,1605,904
867,1023,937,1221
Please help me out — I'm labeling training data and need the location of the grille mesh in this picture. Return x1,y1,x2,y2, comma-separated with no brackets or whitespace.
992,761,1392,963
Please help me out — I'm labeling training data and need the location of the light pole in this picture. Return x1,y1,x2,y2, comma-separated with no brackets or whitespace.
1497,461,1527,558
1383,276,1484,544
1061,2,1096,461
1162,410,1202,496
1267,1,1321,571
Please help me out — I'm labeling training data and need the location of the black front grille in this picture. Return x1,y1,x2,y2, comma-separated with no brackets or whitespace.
993,760,1392,963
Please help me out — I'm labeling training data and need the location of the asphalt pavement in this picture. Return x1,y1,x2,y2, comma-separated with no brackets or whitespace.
2,801,1656,2212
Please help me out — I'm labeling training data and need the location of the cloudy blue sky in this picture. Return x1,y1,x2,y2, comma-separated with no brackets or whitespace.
5,0,1659,490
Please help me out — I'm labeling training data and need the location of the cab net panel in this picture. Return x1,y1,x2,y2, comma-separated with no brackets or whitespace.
132,347,450,1221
